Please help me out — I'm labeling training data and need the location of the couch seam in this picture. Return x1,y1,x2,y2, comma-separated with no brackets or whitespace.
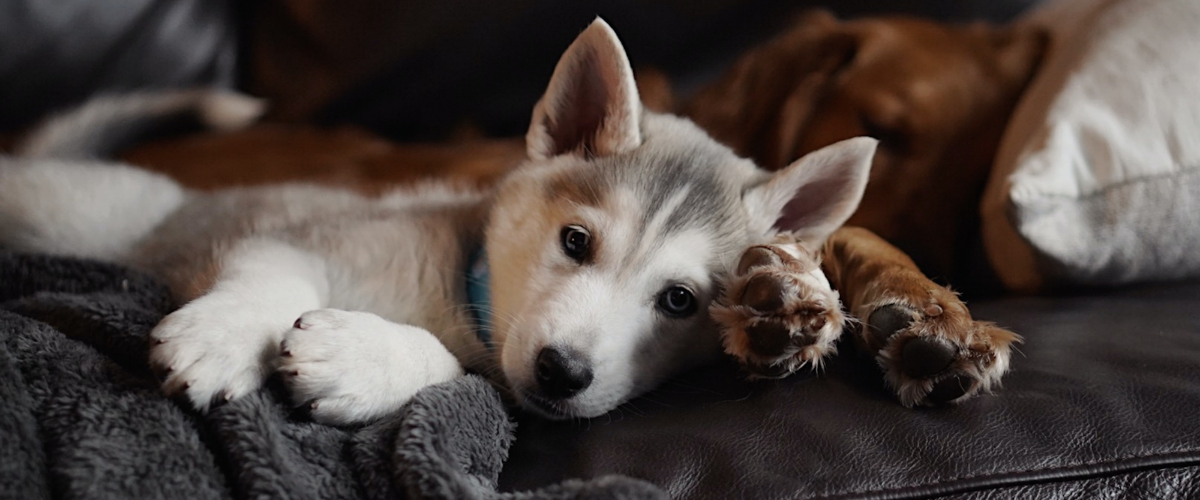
805,448,1200,500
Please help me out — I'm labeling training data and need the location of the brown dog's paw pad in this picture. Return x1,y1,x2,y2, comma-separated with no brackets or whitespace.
711,241,846,379
899,337,956,378
872,301,1020,407
867,304,913,347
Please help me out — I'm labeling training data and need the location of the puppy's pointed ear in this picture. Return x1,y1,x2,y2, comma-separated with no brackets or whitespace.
744,137,877,247
526,18,642,160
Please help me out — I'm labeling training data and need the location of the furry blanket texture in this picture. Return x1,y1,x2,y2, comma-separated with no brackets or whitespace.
0,251,665,499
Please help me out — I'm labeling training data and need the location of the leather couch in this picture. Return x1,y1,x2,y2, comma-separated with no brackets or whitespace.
4,1,1197,498
502,282,1200,498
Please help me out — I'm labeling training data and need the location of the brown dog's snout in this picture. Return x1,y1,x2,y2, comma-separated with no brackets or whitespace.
535,346,593,400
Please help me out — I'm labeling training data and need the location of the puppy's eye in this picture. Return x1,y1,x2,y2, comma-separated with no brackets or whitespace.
560,225,590,262
657,286,697,317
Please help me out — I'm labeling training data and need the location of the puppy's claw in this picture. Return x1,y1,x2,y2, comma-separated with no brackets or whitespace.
149,363,173,378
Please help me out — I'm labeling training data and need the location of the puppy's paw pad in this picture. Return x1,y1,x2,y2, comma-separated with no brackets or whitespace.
741,274,790,313
712,242,846,379
744,317,792,357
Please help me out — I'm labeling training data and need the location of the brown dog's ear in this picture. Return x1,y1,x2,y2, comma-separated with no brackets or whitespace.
990,23,1050,89
526,18,642,160
743,137,877,247
785,8,840,36
686,10,857,170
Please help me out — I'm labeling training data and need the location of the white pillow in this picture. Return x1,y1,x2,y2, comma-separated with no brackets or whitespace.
981,0,1200,291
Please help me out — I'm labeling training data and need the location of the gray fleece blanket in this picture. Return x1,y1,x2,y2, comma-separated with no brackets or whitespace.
0,252,665,499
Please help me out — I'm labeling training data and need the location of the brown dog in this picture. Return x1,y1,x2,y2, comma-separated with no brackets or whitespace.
684,11,1045,404
687,10,1047,283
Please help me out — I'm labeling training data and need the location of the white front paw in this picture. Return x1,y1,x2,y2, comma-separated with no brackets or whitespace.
280,309,464,425
149,295,289,410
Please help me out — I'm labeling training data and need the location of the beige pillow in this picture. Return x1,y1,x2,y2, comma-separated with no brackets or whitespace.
982,0,1200,291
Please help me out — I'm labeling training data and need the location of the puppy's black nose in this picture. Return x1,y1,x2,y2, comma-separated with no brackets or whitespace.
535,347,593,400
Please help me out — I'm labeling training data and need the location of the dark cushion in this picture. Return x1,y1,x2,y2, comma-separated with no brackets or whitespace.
499,282,1200,498
248,0,1043,141
0,0,1038,137
0,0,238,132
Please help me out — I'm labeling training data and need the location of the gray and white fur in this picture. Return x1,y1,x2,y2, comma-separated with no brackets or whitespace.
0,20,877,424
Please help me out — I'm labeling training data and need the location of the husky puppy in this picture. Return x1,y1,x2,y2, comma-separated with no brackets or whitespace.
0,20,877,424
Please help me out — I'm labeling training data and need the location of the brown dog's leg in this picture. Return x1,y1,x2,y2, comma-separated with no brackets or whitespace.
713,226,1019,406
822,226,1020,406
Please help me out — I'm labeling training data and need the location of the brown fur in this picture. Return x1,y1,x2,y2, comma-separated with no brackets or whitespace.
122,124,525,195
687,12,1040,404
821,227,1020,405
686,11,1046,280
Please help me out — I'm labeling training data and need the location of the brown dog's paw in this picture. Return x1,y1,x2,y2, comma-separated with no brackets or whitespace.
711,240,847,379
863,301,1020,407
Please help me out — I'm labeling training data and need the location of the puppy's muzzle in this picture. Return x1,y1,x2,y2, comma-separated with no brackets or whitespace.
535,346,593,399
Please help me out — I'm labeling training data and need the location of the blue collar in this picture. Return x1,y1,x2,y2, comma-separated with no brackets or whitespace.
465,246,493,350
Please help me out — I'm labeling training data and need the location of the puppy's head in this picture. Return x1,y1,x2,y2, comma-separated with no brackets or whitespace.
485,19,876,419
687,11,1047,277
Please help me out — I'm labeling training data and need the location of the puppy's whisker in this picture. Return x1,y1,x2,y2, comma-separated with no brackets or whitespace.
620,400,647,418
631,393,673,408
656,379,726,396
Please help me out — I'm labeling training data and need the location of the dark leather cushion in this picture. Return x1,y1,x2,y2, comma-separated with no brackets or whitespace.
499,282,1200,499
0,0,238,132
